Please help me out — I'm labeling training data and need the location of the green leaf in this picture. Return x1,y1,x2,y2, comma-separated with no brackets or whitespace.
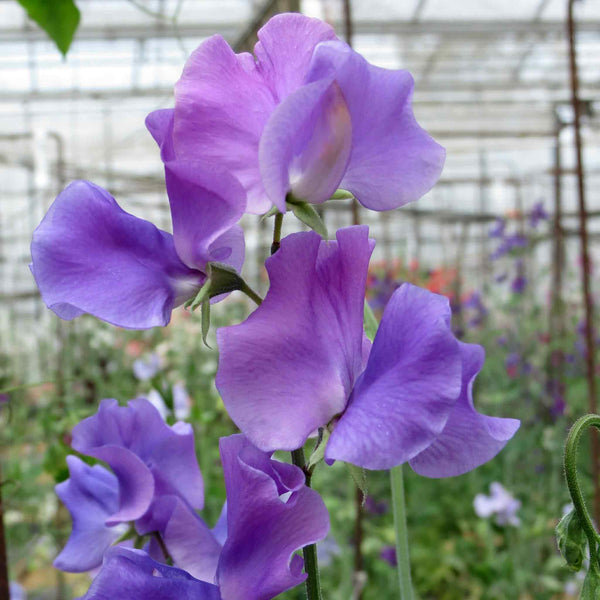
330,189,355,200
287,201,328,239
185,278,211,312
364,300,379,341
345,462,368,498
18,0,80,56
556,509,587,571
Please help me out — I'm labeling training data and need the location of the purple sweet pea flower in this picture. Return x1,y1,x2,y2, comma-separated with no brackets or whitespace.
71,398,204,525
380,546,397,567
30,161,245,329
79,434,329,600
149,13,444,214
80,547,221,600
489,218,506,238
216,226,519,474
54,456,127,573
473,482,521,527
528,201,548,228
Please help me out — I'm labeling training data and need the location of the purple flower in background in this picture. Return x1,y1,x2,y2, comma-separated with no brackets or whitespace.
364,496,388,515
79,434,329,600
133,353,161,381
380,546,397,567
9,582,26,600
528,201,548,228
489,218,506,238
54,456,126,573
490,233,528,261
474,482,521,527
148,13,444,214
71,398,204,526
30,161,246,329
217,226,519,474
173,383,192,420
511,259,527,294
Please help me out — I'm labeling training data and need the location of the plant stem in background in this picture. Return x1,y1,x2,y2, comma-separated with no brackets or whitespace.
391,465,414,600
567,0,600,527
0,462,9,600
271,213,284,255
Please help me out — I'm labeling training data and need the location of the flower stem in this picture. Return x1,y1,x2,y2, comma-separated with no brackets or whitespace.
271,212,284,255
291,447,322,600
240,282,263,306
564,414,600,549
391,465,414,600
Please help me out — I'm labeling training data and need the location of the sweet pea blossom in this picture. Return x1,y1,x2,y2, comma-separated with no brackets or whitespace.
77,434,329,600
53,456,127,573
473,482,521,527
147,13,444,215
71,397,204,528
216,226,519,474
30,160,246,329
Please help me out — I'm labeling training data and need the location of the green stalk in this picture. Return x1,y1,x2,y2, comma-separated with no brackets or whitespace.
564,414,600,549
391,465,414,600
291,447,322,600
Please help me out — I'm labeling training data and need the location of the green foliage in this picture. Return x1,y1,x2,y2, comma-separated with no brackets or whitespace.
17,0,80,56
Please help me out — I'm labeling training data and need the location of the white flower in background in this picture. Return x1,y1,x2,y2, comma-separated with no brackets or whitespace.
173,383,191,420
145,389,169,421
132,353,161,381
474,482,521,527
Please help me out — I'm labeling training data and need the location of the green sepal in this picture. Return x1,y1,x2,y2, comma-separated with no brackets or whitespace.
201,299,211,349
331,189,355,200
18,0,80,56
556,509,588,572
286,200,328,239
345,462,368,499
261,205,280,220
307,428,331,471
364,300,379,342
185,262,246,312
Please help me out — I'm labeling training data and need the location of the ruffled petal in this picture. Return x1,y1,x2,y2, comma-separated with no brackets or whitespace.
217,435,329,600
145,108,175,161
143,495,222,583
253,13,338,102
54,456,125,573
164,161,246,271
259,79,352,210
326,284,462,470
409,343,520,477
174,35,276,214
306,41,445,211
72,399,204,523
81,547,221,600
216,227,374,452
30,181,202,329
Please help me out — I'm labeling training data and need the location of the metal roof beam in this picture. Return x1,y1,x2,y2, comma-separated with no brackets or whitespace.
1,19,599,43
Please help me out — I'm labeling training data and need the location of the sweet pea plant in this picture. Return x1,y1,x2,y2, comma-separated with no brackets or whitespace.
28,14,519,600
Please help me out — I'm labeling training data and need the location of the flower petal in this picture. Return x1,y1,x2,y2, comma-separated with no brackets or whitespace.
72,399,204,523
216,226,374,452
145,108,175,161
174,35,276,214
409,343,520,478
164,161,246,271
144,495,222,584
54,456,125,573
253,13,338,102
259,79,352,210
326,284,462,470
306,41,445,211
217,435,330,600
30,181,201,329
81,547,220,600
